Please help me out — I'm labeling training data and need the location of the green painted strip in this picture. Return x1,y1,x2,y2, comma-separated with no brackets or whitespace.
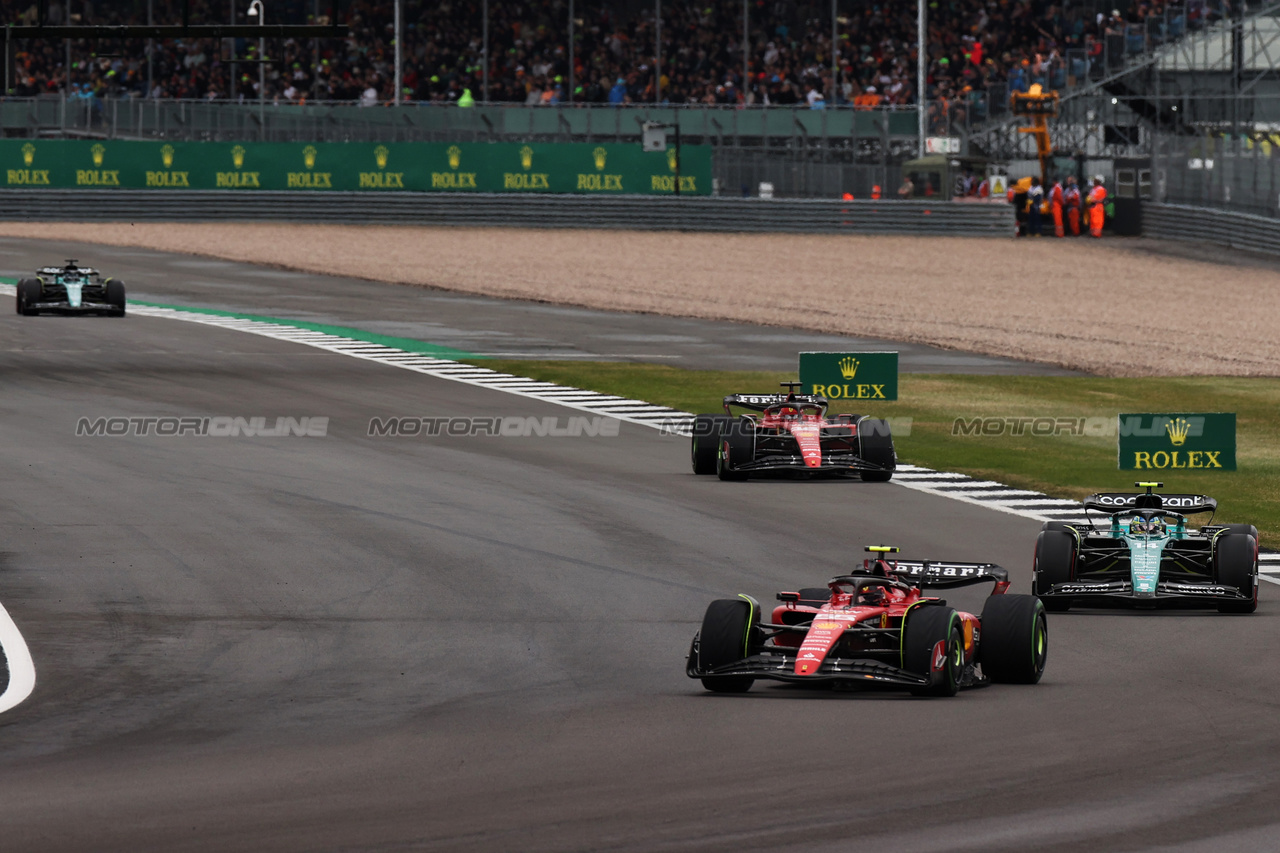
131,299,484,360
3,276,482,359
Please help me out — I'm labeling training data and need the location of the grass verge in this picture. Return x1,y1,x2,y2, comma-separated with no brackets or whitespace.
475,360,1280,547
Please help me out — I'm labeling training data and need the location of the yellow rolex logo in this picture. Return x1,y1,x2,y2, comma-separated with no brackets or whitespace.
232,145,245,169
161,144,175,168
447,145,461,169
91,143,105,166
374,145,389,169
519,145,533,170
21,142,34,166
593,147,607,171
838,356,860,380
1166,417,1191,447
303,145,317,169
666,148,677,172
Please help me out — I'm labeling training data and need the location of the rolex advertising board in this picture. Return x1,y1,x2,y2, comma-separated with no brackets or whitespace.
0,140,712,195
1117,413,1236,471
798,352,899,401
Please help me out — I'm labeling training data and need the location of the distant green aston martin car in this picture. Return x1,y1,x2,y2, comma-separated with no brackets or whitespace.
1033,482,1258,613
15,260,125,316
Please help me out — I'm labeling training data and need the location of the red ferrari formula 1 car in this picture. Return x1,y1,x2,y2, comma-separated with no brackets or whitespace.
687,547,1048,696
690,382,895,482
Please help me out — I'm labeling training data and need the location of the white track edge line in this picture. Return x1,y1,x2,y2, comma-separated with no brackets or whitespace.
0,599,36,714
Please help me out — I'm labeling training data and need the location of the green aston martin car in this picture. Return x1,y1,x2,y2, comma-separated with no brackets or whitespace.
1033,482,1258,613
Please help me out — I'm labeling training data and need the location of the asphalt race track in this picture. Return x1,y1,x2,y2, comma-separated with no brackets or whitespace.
0,242,1274,852
0,236,1077,375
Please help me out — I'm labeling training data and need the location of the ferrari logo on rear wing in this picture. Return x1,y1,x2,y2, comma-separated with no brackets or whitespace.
724,394,825,410
883,561,1010,589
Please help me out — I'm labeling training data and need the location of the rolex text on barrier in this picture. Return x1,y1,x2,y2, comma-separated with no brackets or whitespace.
1117,413,1236,471
0,140,712,195
798,352,899,401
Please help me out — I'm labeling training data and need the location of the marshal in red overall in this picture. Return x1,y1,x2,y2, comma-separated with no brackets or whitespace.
687,547,1048,696
690,382,895,482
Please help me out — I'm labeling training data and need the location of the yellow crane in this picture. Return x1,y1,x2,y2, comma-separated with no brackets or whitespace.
1010,83,1060,185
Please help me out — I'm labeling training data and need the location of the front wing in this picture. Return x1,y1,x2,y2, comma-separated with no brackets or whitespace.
728,451,891,475
688,645,930,688
686,635,987,690
26,299,118,314
1039,578,1252,607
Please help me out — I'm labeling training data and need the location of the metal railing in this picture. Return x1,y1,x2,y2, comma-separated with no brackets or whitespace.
1143,202,1280,254
0,189,1014,235
1,96,920,150
1156,124,1280,217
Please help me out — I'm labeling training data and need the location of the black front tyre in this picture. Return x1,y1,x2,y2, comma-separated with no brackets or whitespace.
1215,532,1258,614
716,420,753,481
856,417,895,482
979,594,1048,684
697,599,757,693
903,605,962,697
17,278,40,316
1034,530,1076,612
690,414,730,475
105,278,126,317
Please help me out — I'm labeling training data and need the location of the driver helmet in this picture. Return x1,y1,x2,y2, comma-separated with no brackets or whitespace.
777,405,799,419
1129,516,1165,535
858,584,888,606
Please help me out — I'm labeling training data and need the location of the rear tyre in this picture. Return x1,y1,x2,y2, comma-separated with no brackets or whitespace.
105,278,126,316
17,278,40,316
697,599,756,693
979,594,1048,684
1041,521,1078,534
1215,532,1258,614
716,420,753,481
1219,523,1260,541
856,417,895,482
1034,530,1076,612
903,605,962,697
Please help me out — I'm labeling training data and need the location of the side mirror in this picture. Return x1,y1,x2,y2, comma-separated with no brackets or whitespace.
776,591,799,602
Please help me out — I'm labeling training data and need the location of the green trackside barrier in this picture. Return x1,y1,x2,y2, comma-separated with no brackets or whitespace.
0,139,713,196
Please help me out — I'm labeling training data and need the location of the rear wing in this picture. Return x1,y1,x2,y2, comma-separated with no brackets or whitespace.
723,393,828,414
882,560,1010,590
37,266,98,276
1082,492,1217,515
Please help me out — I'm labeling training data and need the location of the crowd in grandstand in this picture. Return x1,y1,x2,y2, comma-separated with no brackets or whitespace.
1,0,1229,114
